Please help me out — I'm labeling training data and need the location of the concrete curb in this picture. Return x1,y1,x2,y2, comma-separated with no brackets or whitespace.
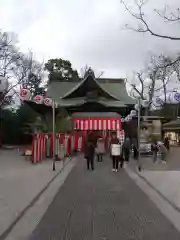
127,166,180,214
0,157,74,240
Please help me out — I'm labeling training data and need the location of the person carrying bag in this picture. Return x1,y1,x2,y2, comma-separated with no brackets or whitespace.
110,132,122,172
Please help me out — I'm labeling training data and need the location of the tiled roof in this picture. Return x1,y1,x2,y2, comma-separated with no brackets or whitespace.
47,78,135,106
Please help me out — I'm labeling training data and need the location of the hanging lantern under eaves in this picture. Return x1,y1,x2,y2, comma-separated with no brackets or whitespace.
33,95,44,104
20,88,31,101
172,91,180,104
130,110,137,117
44,97,52,106
154,96,164,107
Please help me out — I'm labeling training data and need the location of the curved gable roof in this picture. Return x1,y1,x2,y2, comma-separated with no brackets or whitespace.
47,78,135,105
63,73,119,100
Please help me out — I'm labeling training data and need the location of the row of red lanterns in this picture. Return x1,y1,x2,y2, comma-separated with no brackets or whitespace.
19,87,53,106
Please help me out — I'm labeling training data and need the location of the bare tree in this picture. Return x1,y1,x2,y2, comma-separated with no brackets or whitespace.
79,65,89,78
13,51,44,95
129,54,174,113
130,71,145,99
121,0,180,41
173,59,180,82
0,31,44,108
129,69,157,112
0,32,20,108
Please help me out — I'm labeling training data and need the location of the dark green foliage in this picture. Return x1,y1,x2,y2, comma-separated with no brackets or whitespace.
44,58,80,82
151,103,180,118
0,103,38,145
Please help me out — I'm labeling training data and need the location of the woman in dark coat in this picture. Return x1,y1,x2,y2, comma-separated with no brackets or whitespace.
84,132,96,171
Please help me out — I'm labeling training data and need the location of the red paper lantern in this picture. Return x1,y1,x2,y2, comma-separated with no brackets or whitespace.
20,88,31,101
44,97,52,106
33,95,43,104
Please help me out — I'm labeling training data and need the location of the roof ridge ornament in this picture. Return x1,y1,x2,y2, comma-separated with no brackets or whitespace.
84,67,95,79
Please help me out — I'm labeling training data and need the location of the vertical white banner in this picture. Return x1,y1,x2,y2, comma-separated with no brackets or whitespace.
112,120,116,130
98,120,102,130
116,120,120,130
85,120,88,130
90,120,93,130
80,120,84,130
103,120,106,130
94,120,97,130
108,120,111,130
76,120,80,129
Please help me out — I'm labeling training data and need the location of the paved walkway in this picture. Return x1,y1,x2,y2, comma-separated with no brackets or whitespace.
128,147,180,211
30,156,180,240
0,150,69,238
138,147,180,171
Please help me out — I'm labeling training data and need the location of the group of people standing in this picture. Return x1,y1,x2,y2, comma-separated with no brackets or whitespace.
84,131,170,171
84,131,132,172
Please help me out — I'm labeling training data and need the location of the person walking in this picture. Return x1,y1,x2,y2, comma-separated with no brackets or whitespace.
151,140,158,163
96,137,105,162
122,137,131,163
158,141,168,163
110,132,121,172
84,133,96,171
164,137,170,151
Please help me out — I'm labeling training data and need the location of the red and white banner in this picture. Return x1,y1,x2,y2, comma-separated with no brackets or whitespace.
72,118,122,131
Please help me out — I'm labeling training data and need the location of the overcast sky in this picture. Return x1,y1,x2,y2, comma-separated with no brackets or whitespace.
1,0,180,78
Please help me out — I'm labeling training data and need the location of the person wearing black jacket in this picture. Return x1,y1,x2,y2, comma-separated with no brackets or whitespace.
122,137,131,163
84,133,96,171
151,140,158,163
164,137,170,151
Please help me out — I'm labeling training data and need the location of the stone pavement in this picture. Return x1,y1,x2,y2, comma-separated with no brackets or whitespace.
30,156,180,240
128,147,180,212
139,147,180,171
0,149,71,238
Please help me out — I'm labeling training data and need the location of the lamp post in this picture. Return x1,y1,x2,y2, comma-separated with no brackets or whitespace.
136,98,141,171
134,98,149,171
52,100,56,171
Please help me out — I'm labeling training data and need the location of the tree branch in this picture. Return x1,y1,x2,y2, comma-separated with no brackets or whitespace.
121,0,180,40
155,5,180,22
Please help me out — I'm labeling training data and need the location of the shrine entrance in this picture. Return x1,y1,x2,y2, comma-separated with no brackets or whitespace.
21,68,135,162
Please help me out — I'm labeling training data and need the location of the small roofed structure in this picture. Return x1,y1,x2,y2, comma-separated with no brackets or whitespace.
163,118,180,131
163,118,180,145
